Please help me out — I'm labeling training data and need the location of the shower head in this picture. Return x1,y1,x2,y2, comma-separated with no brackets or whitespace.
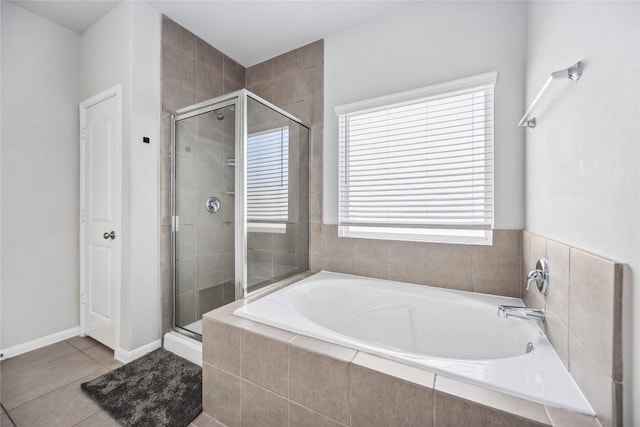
215,110,224,120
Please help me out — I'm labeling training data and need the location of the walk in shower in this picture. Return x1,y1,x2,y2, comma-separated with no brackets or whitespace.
170,90,310,340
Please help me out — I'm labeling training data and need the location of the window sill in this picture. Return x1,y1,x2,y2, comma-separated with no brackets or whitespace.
339,228,493,246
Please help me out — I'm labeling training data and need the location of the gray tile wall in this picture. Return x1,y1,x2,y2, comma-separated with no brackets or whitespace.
312,226,522,297
523,231,623,427
161,16,246,334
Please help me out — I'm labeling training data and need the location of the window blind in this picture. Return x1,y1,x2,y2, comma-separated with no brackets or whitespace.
337,74,495,240
247,127,289,223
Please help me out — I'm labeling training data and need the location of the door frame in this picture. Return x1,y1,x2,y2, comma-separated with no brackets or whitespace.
79,84,122,354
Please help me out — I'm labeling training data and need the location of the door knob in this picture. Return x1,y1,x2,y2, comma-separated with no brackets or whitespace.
103,231,116,240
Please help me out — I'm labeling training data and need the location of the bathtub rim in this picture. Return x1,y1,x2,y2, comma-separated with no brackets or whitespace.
232,270,595,416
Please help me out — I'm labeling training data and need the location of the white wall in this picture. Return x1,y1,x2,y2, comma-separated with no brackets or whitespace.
525,2,640,424
128,1,161,351
323,1,526,229
1,2,81,349
80,1,161,353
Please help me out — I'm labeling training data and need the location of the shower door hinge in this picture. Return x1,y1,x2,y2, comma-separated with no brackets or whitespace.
172,215,180,232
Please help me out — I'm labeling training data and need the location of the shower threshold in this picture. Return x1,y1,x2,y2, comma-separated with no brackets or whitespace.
164,326,202,367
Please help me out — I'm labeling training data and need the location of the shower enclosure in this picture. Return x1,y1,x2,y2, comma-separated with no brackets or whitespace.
171,90,310,339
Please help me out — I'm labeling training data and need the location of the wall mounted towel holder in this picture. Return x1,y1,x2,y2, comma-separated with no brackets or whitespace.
518,61,582,129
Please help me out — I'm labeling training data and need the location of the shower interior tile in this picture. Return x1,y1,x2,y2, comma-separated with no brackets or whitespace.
176,225,195,260
273,251,296,269
223,77,243,94
197,229,224,257
197,253,225,276
196,37,223,74
197,268,225,291
198,118,225,147
294,224,310,254
251,232,273,251
223,55,245,87
224,252,235,281
251,250,274,279
176,120,197,155
176,258,196,294
162,83,196,114
198,285,225,317
295,65,322,103
273,231,295,252
162,16,197,58
222,194,235,223
271,50,296,78
196,159,223,192
296,254,310,272
176,191,196,225
198,138,224,163
296,40,323,71
224,280,236,304
223,222,235,251
176,157,197,191
176,291,196,326
196,66,224,102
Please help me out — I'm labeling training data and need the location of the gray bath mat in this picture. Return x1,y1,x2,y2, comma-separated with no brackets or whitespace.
81,348,202,427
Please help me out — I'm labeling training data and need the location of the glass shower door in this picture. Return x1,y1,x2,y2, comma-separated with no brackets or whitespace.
173,103,236,337
244,96,310,294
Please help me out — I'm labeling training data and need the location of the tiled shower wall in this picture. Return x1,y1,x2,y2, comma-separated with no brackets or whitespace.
523,231,623,427
160,16,246,334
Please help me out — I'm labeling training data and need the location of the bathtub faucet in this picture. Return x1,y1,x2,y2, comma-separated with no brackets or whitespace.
497,306,545,324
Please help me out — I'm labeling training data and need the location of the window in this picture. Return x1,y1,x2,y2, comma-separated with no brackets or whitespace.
336,72,496,244
247,127,289,232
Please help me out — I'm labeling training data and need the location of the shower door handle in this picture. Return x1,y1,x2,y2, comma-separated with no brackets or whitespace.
103,231,116,240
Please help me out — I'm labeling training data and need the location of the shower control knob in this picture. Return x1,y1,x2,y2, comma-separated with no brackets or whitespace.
103,231,116,240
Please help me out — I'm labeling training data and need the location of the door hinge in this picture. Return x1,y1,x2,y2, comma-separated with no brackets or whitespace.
80,210,85,223
81,127,86,140
80,292,86,305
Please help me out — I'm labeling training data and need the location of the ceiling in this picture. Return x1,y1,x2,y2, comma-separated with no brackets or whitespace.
10,0,418,67
10,1,120,34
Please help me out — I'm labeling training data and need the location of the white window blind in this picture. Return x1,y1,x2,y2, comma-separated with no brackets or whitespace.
247,127,289,223
336,72,496,243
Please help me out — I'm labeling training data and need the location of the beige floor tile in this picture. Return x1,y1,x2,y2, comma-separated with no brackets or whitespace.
81,344,123,370
66,336,100,351
8,373,104,427
1,341,78,379
1,351,103,410
74,411,121,427
1,413,15,427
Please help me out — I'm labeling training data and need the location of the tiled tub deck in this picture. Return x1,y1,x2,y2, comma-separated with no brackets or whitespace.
201,299,600,427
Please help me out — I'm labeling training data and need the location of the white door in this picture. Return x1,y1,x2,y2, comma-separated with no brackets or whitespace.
80,87,121,350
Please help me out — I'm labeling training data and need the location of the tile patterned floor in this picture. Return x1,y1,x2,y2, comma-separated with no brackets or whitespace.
0,336,123,427
0,337,209,427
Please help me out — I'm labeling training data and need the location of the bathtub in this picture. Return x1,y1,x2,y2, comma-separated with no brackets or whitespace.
234,271,594,415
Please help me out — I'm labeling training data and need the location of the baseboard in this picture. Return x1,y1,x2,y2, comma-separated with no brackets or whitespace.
0,326,81,360
115,339,162,363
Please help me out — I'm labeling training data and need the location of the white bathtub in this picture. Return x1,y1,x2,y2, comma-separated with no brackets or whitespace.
234,271,594,415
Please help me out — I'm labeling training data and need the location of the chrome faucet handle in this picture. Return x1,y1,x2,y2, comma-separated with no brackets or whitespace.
526,258,549,295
